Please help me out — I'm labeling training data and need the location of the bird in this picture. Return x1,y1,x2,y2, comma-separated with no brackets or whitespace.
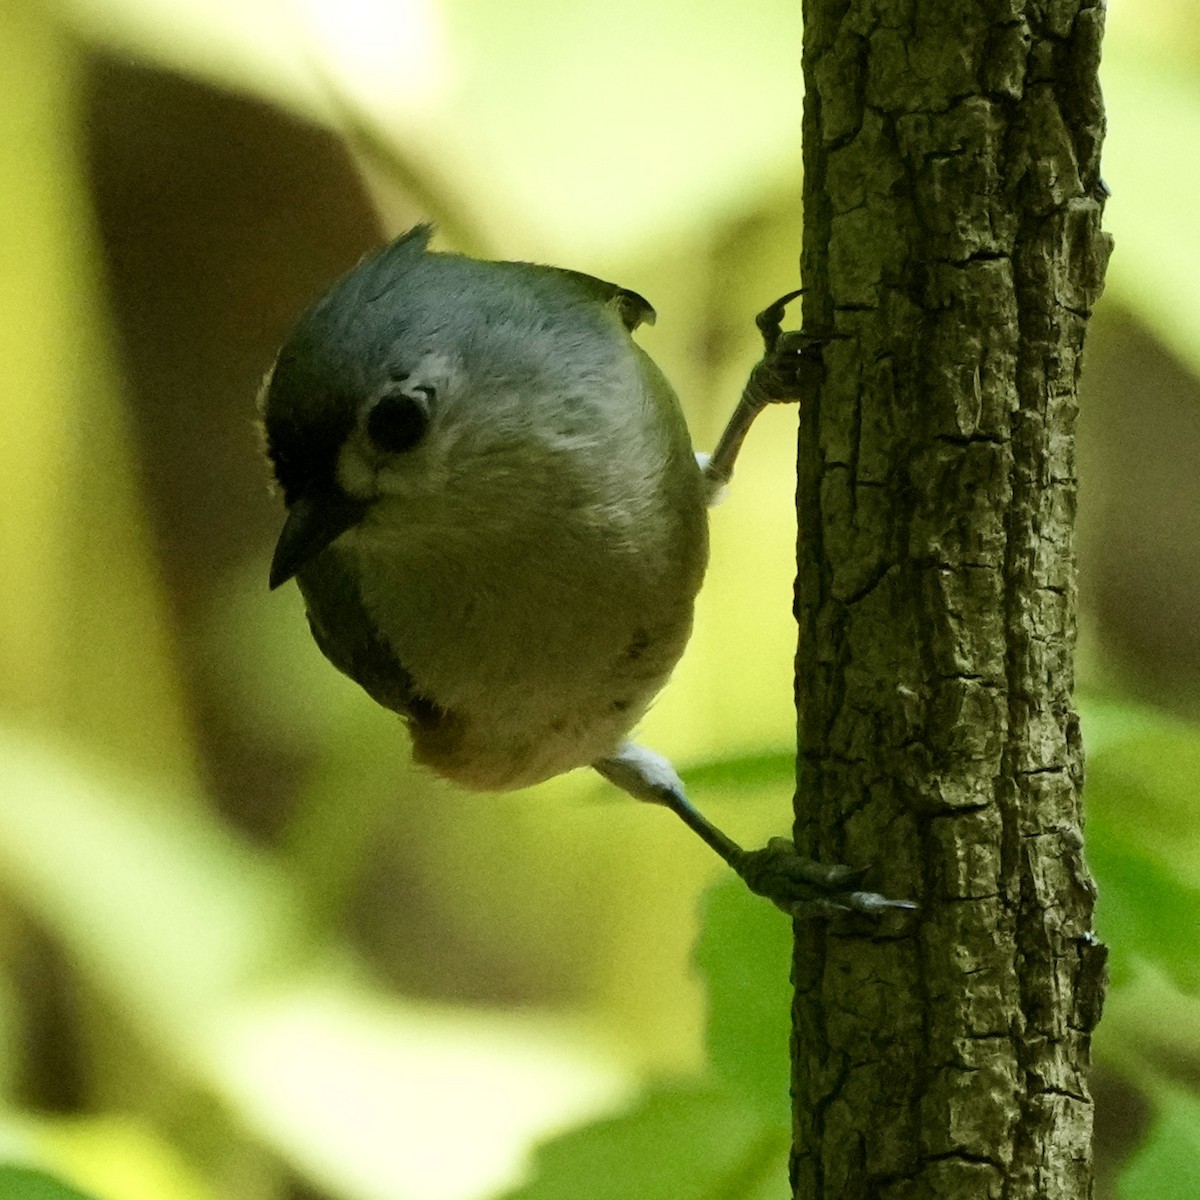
260,225,911,916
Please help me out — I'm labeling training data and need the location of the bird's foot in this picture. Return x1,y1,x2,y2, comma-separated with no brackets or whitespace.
731,837,917,919
744,291,828,407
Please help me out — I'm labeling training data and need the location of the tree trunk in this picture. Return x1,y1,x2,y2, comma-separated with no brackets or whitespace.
790,3,1112,1197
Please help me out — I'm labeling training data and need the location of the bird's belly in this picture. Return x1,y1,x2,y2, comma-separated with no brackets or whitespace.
407,595,693,791
350,546,700,791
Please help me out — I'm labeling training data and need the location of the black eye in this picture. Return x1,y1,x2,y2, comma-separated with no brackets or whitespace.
366,384,432,454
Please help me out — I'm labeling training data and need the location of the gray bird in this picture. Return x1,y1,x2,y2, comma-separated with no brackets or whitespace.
261,225,910,915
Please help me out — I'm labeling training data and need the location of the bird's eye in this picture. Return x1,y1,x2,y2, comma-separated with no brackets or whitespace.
366,384,432,454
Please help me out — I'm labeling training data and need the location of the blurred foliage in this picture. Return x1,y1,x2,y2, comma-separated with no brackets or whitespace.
1116,1090,1200,1200
499,880,792,1200
0,1165,102,1200
1,0,1199,1197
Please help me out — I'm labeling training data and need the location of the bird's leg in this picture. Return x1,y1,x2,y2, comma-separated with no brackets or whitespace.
626,294,911,916
699,289,828,500
593,742,915,917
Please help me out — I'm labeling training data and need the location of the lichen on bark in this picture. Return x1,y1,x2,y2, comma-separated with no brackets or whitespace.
790,3,1111,1197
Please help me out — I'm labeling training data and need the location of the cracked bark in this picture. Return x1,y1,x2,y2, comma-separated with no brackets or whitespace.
790,3,1111,1198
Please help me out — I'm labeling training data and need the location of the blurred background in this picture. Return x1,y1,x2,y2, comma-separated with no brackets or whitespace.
1,0,1198,1197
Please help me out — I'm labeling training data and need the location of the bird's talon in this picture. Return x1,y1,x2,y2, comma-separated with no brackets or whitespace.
755,288,804,349
849,891,920,916
746,330,825,405
733,839,915,917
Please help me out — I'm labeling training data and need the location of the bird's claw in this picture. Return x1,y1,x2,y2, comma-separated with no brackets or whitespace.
732,837,917,920
755,288,804,350
747,292,826,406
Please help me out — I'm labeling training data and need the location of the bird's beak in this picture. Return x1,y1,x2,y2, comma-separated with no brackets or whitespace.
269,490,368,589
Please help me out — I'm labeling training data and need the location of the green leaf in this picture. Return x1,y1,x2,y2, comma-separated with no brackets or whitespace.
1081,698,1200,993
694,878,793,1111
498,1083,789,1200
1093,965,1200,1099
0,1167,100,1200
1089,828,1200,992
1118,1089,1200,1200
682,752,794,797
498,874,794,1199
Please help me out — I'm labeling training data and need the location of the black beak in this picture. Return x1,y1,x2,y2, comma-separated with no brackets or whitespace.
269,490,368,589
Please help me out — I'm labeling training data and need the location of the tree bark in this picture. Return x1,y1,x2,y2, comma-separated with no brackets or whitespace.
791,3,1111,1197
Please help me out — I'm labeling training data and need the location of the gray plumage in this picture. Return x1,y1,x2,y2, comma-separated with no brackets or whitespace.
261,226,709,792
